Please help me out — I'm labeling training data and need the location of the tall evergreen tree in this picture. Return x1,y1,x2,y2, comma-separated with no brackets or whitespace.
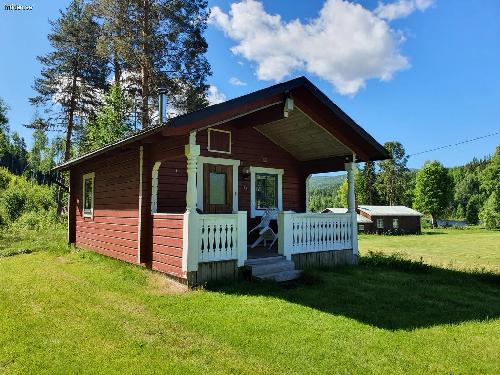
30,0,109,161
95,0,212,128
82,84,134,152
0,98,10,155
359,161,378,204
376,141,410,205
479,146,500,228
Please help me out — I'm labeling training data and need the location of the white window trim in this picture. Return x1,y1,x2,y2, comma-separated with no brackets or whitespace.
197,156,240,213
82,172,95,219
151,161,161,214
207,128,232,154
393,218,400,229
250,166,283,218
377,218,384,229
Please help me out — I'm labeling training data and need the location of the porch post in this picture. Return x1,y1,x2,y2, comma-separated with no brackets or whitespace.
345,161,358,256
185,132,199,211
236,211,247,267
278,211,292,260
182,132,201,272
305,174,311,213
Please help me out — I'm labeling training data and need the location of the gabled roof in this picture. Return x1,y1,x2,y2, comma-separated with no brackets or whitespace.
358,205,423,217
322,208,373,223
54,76,389,171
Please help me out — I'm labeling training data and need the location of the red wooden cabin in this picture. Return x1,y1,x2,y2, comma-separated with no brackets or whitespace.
55,77,388,286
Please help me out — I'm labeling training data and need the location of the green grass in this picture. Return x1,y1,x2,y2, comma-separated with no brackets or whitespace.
359,228,500,273
1,227,499,374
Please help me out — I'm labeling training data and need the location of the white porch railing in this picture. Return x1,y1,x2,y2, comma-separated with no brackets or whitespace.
196,212,247,265
278,212,354,259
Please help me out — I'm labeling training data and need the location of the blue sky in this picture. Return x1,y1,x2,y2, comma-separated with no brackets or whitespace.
1,0,499,168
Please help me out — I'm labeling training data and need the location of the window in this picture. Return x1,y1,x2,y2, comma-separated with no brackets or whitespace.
250,166,283,217
358,224,365,232
393,218,399,229
82,173,95,218
208,128,231,154
377,218,384,229
256,173,277,209
209,172,226,204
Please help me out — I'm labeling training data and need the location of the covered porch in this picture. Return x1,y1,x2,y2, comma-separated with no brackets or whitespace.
150,103,362,283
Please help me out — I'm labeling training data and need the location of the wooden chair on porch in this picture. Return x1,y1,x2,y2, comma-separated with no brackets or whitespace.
249,208,279,250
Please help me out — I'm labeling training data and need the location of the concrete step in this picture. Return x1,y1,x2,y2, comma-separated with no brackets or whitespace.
255,270,303,282
245,256,285,266
249,259,295,276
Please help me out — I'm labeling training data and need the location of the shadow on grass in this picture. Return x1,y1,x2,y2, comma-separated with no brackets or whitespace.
421,231,448,235
208,252,500,330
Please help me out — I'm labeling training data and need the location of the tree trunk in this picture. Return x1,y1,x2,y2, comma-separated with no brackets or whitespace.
64,69,78,161
60,69,78,215
431,213,438,228
113,53,121,84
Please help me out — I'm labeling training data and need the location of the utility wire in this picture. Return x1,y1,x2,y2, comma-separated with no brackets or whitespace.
407,130,500,157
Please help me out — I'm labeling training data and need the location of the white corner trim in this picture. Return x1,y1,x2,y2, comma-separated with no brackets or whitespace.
151,161,161,214
137,146,144,263
197,156,240,212
82,172,95,219
249,166,284,218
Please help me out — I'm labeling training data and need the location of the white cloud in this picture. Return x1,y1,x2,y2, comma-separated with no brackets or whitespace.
210,0,433,95
375,0,433,21
207,85,227,105
229,77,247,86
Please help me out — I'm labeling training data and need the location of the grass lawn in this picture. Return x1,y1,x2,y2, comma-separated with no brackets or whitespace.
359,228,500,273
1,227,499,374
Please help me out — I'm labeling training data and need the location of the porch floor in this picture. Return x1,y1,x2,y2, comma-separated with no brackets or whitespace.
247,245,279,259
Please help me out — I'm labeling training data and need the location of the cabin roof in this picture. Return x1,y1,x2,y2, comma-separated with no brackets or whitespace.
322,208,373,223
358,205,423,217
54,76,389,171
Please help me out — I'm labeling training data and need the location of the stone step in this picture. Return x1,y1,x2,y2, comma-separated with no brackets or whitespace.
244,256,285,266
249,260,295,277
255,270,303,282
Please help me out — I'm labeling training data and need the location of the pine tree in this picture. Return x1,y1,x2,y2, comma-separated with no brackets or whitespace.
82,84,134,152
376,141,410,205
359,161,378,204
95,0,212,128
30,0,109,161
0,98,10,156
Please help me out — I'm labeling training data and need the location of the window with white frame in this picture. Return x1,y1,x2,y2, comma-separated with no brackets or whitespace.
250,166,283,217
393,218,399,229
82,172,95,218
358,224,365,232
377,218,384,229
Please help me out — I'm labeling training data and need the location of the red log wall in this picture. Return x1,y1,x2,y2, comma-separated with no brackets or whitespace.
72,147,140,264
151,214,184,277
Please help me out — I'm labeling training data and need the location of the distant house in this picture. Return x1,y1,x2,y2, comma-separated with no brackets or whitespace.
322,208,373,233
357,205,423,234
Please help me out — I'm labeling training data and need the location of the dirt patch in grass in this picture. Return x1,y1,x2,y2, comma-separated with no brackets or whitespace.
147,272,188,295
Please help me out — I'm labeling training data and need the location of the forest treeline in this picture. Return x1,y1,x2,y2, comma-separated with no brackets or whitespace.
309,141,500,229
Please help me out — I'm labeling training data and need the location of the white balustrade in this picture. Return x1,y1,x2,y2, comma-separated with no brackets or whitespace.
278,212,353,259
196,212,247,265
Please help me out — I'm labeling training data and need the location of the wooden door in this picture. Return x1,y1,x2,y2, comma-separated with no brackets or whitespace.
203,164,233,214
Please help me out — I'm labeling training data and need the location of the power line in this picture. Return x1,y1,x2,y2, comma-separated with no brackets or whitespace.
407,130,500,158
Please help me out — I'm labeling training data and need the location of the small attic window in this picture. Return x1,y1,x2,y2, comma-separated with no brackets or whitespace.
208,128,231,154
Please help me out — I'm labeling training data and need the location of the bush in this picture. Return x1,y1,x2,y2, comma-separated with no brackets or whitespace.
0,167,12,191
0,173,56,223
479,194,500,229
10,209,63,231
